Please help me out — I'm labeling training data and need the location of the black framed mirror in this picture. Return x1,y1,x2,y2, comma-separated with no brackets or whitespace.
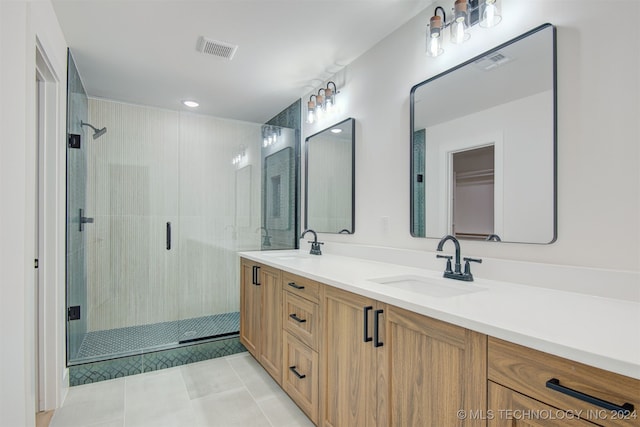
410,23,556,244
305,118,355,234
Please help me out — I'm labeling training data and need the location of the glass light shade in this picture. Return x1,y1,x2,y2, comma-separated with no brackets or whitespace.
427,34,443,57
307,100,316,123
325,88,335,113
426,14,444,57
315,95,325,120
480,0,502,28
450,17,470,44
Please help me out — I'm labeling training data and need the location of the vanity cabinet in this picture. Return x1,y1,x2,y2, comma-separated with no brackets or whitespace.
321,286,378,426
239,259,282,384
320,285,487,426
488,337,639,427
282,271,322,424
240,258,638,427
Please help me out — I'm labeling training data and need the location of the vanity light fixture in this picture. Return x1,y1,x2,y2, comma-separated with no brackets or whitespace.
307,94,317,124
306,81,340,123
427,7,446,57
479,0,502,28
262,125,281,147
426,0,502,57
450,0,471,44
324,81,338,113
231,146,246,166
316,89,325,121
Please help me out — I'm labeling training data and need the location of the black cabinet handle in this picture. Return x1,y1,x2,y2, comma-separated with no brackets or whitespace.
166,222,171,250
289,366,306,379
546,378,634,415
252,266,261,286
374,309,384,347
289,313,307,323
363,306,373,342
288,282,305,290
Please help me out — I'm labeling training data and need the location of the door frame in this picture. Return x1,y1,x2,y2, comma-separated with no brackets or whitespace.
34,39,64,412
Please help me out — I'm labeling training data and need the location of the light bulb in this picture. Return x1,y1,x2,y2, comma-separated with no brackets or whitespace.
307,109,315,124
325,98,334,113
427,33,443,57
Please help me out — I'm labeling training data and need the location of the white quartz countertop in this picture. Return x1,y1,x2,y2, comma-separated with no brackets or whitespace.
239,250,640,380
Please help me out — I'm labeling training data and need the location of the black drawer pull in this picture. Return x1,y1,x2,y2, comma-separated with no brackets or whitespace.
288,282,305,290
374,309,384,347
363,306,373,342
289,366,306,379
289,313,307,323
546,378,635,415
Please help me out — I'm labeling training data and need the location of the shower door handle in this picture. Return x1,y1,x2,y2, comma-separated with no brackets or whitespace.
79,208,94,232
166,222,171,250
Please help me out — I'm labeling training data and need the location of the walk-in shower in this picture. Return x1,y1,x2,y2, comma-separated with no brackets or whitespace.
65,51,300,381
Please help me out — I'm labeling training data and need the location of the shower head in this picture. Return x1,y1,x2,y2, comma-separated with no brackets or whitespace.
81,121,107,140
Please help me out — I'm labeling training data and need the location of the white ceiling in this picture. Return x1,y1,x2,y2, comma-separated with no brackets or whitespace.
52,0,432,124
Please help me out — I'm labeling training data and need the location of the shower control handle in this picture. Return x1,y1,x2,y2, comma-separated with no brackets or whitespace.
166,222,171,250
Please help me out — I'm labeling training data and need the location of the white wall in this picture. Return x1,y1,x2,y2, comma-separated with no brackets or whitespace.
1,0,68,425
303,1,640,275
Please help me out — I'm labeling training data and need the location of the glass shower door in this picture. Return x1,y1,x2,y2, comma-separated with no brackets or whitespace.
65,52,88,363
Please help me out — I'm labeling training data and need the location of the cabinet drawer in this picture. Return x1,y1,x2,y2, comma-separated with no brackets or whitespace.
284,291,319,350
489,337,639,426
282,271,320,303
489,381,596,426
283,332,318,424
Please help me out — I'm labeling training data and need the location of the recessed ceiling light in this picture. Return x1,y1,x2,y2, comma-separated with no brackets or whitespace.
331,128,343,134
182,100,199,108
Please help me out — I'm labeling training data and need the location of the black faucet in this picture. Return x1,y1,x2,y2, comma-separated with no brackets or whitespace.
436,235,482,282
300,229,323,255
257,227,271,247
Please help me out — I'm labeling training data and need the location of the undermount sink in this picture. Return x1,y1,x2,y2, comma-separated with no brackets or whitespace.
368,275,485,298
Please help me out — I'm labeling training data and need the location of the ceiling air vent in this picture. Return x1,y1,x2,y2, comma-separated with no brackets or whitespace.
473,51,511,71
196,36,238,60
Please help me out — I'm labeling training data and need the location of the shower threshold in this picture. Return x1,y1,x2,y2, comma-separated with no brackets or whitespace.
70,312,239,365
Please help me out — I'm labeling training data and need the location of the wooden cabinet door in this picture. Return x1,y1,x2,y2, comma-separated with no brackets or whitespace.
489,381,596,427
320,286,378,427
239,259,260,358
259,265,282,384
378,305,487,427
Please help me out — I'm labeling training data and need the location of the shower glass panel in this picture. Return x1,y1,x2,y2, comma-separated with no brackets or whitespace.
66,53,270,365
66,51,88,363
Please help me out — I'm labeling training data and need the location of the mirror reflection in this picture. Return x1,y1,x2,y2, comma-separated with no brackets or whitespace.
305,118,355,234
411,24,556,243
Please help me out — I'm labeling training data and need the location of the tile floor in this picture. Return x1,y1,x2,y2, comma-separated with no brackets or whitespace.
50,352,314,427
